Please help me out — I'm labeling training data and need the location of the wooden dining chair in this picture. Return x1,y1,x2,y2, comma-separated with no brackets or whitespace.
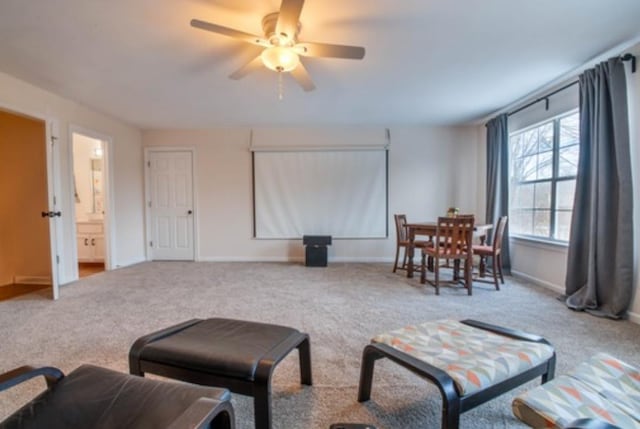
393,214,429,273
472,216,507,290
421,216,475,295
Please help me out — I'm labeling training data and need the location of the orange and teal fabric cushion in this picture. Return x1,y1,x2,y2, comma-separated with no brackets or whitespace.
512,353,640,428
371,319,555,396
570,353,640,422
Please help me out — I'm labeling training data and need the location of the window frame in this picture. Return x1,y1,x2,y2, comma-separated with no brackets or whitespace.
508,109,579,244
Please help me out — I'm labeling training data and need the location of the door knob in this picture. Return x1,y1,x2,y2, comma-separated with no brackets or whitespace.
188,210,193,215
41,211,62,218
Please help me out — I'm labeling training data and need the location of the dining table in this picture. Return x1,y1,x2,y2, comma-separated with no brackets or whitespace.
404,221,493,279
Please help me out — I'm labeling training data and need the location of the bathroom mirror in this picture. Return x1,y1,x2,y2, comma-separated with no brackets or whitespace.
90,158,103,215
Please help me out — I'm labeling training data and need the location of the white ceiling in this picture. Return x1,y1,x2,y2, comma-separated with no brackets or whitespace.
1,0,639,129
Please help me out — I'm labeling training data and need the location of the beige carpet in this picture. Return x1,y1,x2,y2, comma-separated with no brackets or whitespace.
1,261,639,428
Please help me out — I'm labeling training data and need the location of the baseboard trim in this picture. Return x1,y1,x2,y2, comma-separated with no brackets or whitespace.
1,283,49,300
331,257,393,263
626,311,640,324
112,258,147,269
197,256,395,263
59,258,147,286
197,257,301,262
510,270,564,294
512,270,640,325
13,275,51,285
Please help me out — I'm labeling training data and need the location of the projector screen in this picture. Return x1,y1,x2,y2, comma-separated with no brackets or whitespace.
253,149,388,239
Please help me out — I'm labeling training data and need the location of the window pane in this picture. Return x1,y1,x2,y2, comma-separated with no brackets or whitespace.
556,180,576,210
521,155,537,181
537,152,553,179
560,113,580,147
559,146,579,177
512,155,537,182
522,129,538,156
555,210,572,241
535,182,551,209
510,134,524,159
511,209,533,236
533,210,550,237
539,122,554,151
512,183,534,209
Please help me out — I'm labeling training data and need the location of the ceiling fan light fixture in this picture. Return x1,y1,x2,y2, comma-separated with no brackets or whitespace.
261,46,300,72
191,0,366,93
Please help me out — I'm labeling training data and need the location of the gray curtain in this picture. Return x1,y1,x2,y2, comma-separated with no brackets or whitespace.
485,113,511,273
565,57,633,319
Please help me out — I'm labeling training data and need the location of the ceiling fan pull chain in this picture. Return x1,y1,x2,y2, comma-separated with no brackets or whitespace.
278,72,284,100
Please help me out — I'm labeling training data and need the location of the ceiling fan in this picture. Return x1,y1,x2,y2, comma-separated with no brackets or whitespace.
191,0,366,92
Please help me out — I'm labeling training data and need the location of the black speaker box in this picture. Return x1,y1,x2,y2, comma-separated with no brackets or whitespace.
302,235,332,246
305,246,328,267
302,235,332,267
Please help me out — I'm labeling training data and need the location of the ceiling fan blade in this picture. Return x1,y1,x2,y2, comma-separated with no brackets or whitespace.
229,55,264,80
296,42,365,60
190,19,269,47
290,62,316,92
276,0,305,41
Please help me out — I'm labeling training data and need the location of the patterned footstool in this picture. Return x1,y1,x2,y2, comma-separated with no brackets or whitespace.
357,319,556,429
513,353,640,429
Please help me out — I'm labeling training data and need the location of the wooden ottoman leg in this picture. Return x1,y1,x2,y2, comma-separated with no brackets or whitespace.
253,382,272,429
442,400,460,429
357,344,385,402
358,343,462,428
542,353,556,383
297,334,313,386
253,332,311,429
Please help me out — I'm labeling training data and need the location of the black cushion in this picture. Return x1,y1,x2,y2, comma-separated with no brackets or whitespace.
0,364,230,429
139,318,300,380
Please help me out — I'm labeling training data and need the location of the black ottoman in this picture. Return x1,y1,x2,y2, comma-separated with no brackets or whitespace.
129,318,312,429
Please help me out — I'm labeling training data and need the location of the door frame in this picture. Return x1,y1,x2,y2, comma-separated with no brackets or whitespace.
144,147,198,261
68,125,115,276
0,102,62,299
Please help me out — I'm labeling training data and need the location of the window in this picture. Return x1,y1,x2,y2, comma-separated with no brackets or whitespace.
509,111,579,242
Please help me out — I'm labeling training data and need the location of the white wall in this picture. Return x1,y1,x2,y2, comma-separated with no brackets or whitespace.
143,126,481,262
0,71,146,285
451,125,486,218
510,239,567,294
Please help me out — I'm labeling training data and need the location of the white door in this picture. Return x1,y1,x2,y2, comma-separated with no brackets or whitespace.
148,151,195,260
45,120,62,299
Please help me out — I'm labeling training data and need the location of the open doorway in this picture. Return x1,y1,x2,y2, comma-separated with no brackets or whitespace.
71,131,109,278
0,109,53,300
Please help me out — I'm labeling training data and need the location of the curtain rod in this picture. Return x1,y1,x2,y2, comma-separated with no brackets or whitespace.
507,53,636,118
622,53,637,73
507,80,578,117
